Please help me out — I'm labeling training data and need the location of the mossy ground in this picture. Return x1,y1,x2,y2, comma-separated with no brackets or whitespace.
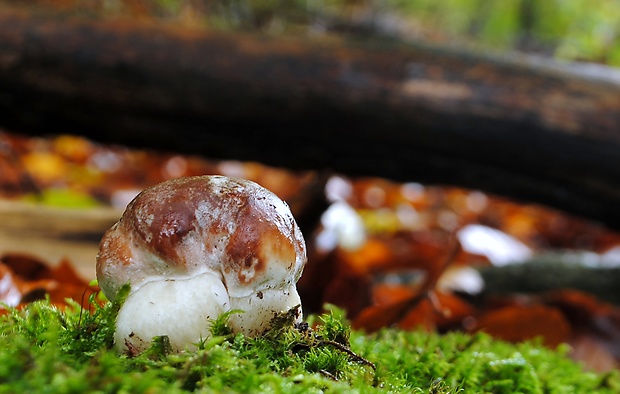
0,291,618,394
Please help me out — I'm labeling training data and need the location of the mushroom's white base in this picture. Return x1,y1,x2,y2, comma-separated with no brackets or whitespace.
114,273,303,354
227,284,302,337
115,272,228,353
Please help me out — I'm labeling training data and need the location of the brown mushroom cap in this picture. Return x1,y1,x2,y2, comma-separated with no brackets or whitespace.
96,175,307,302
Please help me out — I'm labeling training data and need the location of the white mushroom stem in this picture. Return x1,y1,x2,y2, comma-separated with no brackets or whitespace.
227,284,302,337
115,272,229,353
116,273,304,353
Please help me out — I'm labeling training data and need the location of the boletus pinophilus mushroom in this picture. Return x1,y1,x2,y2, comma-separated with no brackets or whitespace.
96,175,307,353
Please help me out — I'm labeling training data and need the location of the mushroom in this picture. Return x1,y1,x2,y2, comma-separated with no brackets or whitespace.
96,175,307,353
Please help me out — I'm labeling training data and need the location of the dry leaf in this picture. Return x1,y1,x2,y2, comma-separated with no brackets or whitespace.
473,304,571,348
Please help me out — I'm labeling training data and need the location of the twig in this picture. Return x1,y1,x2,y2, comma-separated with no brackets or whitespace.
319,340,376,370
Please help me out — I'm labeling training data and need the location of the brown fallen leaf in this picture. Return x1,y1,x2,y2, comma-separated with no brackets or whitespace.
354,285,476,333
542,289,616,327
570,334,619,372
542,289,620,372
472,304,572,348
52,257,90,287
1,253,53,280
353,291,429,332
0,253,99,310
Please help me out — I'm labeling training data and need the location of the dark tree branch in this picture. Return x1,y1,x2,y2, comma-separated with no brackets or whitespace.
1,7,620,228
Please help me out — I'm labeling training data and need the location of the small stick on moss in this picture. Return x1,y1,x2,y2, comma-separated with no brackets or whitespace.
124,338,140,358
319,340,376,370
319,369,339,381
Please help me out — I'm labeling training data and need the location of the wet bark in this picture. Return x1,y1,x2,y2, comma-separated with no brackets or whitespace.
1,7,620,228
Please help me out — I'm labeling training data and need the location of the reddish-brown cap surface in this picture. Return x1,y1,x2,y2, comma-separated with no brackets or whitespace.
97,176,306,300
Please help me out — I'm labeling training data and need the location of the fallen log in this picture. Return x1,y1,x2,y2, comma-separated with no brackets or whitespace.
1,6,620,229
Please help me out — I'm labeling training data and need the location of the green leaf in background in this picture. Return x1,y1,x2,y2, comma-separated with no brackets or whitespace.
21,188,101,209
95,0,620,65
385,0,620,64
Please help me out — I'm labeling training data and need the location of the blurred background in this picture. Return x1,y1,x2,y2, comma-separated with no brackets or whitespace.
5,0,620,63
2,0,620,372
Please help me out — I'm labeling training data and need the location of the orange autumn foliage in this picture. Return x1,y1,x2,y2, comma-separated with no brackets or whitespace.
0,253,99,314
473,304,572,348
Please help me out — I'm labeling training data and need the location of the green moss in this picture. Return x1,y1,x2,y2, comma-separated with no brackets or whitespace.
0,296,618,394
